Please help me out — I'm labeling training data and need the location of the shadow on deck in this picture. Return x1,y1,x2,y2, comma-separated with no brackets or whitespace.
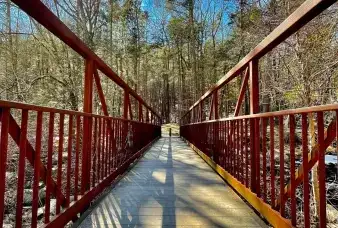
77,137,267,228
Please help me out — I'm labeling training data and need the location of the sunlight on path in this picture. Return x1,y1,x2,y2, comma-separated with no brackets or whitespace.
78,137,267,228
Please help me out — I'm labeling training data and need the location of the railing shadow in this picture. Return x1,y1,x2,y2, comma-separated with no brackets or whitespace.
161,136,176,227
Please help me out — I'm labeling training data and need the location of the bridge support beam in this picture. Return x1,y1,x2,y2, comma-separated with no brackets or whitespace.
82,59,94,194
249,59,259,194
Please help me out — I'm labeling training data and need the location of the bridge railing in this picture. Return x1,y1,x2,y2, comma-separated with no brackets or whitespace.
0,0,162,227
180,0,337,227
181,104,338,227
0,100,160,227
181,0,336,126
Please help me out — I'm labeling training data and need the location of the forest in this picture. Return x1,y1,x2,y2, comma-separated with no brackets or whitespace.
0,0,338,227
0,0,336,123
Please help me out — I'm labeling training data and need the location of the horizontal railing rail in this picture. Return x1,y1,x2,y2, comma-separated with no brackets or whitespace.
0,101,161,227
181,104,336,227
183,103,338,125
0,100,160,124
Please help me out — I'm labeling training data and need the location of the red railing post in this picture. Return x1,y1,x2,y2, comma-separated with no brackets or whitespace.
302,114,310,228
289,114,296,225
45,113,54,223
249,59,259,193
56,114,65,214
0,108,9,228
15,110,28,228
317,111,326,228
249,59,259,113
32,112,42,228
81,59,94,194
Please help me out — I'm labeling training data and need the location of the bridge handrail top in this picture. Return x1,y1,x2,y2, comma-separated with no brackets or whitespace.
11,0,160,119
183,0,336,117
0,99,159,125
180,103,338,126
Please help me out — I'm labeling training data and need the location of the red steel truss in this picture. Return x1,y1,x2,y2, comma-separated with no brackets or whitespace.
181,0,337,227
0,1,161,227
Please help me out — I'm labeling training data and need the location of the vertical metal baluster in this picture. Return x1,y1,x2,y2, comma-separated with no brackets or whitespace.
45,112,54,223
31,111,42,228
66,115,73,206
317,112,326,228
262,117,267,202
15,110,28,228
74,116,81,201
279,116,285,217
56,113,65,214
302,113,310,228
289,114,296,225
270,117,275,207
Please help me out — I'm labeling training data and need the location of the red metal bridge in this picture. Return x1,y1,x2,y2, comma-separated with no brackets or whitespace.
0,0,337,227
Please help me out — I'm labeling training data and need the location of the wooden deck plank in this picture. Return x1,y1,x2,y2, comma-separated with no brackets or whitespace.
78,137,267,228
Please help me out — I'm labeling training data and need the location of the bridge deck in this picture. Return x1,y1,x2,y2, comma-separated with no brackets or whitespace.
78,137,267,227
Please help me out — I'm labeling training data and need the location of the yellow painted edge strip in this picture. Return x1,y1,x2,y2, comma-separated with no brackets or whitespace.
184,139,293,228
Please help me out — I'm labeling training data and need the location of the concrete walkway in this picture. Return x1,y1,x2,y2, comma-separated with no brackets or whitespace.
79,137,267,228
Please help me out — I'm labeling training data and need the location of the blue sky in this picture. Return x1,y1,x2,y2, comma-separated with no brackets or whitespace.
140,0,238,41
141,0,237,23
